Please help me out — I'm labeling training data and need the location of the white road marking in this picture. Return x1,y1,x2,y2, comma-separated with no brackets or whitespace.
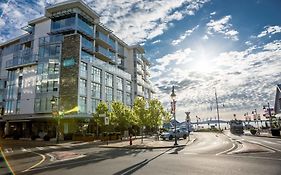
36,147,45,150
216,139,236,156
49,146,59,149
22,151,46,172
46,153,56,162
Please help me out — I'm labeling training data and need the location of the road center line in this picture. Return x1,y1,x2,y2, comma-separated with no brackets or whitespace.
216,138,236,155
22,151,46,172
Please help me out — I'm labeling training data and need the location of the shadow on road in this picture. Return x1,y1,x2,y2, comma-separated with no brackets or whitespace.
113,147,174,175
18,145,156,175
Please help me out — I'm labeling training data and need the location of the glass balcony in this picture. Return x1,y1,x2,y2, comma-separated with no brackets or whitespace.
82,37,93,51
96,31,108,43
108,38,116,50
6,50,38,69
39,35,63,45
77,17,94,37
96,46,115,60
92,57,131,80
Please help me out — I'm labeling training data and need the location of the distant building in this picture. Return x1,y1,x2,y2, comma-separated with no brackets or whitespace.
0,0,154,138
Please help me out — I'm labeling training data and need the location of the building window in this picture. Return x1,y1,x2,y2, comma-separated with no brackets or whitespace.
79,96,86,113
92,67,101,83
79,79,87,96
105,72,113,87
105,86,113,102
80,62,87,77
117,90,123,102
91,82,101,99
34,98,41,112
126,93,132,106
48,62,60,74
126,81,131,92
16,100,20,114
116,77,123,90
91,98,100,113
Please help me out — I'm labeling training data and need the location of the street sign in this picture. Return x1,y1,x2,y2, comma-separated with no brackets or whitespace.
99,114,106,118
104,117,109,125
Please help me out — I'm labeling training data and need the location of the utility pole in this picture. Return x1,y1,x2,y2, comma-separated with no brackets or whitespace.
215,88,221,130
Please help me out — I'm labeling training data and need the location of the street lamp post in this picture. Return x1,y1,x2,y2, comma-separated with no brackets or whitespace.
51,96,60,144
171,86,178,146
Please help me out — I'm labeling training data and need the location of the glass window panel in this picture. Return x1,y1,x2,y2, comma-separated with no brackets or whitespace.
105,72,113,87
105,86,113,102
79,79,87,96
92,67,101,83
117,90,123,102
79,96,87,113
116,77,123,90
80,62,87,77
91,82,101,99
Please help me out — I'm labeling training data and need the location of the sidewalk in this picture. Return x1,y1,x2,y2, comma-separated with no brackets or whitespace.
244,130,281,139
99,135,196,149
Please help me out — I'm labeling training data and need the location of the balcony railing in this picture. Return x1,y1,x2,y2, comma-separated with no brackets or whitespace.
96,46,116,61
39,35,63,45
92,57,131,80
6,52,38,69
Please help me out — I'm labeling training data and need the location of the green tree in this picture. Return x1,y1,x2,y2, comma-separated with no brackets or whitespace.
162,110,172,124
147,99,165,132
92,101,109,136
111,101,137,134
133,97,148,142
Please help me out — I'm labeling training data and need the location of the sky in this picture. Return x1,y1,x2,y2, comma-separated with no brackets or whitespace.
0,0,281,122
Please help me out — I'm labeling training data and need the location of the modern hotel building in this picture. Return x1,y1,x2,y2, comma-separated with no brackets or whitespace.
0,0,154,138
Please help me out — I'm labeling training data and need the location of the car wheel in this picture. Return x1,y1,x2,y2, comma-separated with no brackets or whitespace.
183,134,187,139
169,135,173,140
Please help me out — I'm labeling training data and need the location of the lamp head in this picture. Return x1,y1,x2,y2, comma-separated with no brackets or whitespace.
50,96,57,105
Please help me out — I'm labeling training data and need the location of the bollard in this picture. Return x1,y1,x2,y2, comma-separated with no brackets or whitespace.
129,135,132,145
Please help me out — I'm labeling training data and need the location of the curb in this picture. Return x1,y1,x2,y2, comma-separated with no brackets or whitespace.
99,144,186,149
98,138,197,149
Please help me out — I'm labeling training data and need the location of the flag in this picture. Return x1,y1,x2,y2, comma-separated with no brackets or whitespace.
64,106,79,114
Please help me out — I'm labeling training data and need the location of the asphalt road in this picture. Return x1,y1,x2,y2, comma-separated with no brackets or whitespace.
1,132,281,175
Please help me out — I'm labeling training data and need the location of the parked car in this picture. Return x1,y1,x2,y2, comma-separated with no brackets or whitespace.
160,128,189,140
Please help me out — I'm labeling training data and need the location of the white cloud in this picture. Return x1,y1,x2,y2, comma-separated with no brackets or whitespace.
263,40,281,51
151,40,281,121
171,25,199,46
206,15,239,41
245,41,252,46
0,0,210,44
210,11,216,16
151,40,161,44
202,35,209,40
257,25,281,38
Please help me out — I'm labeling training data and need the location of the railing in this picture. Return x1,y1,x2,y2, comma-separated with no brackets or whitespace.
77,18,94,36
96,31,108,44
82,37,93,51
6,52,38,69
92,57,131,80
39,35,63,45
96,46,115,60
